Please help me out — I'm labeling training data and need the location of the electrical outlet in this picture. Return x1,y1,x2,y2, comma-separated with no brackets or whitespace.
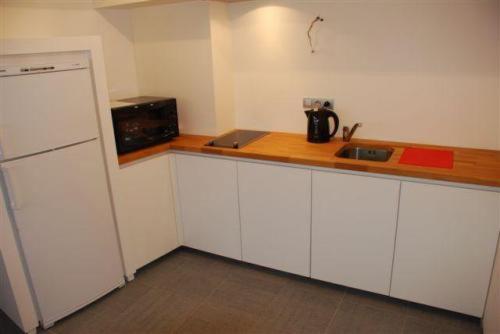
303,98,334,109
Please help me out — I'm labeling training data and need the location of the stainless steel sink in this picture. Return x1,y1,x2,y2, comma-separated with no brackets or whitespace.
336,145,394,162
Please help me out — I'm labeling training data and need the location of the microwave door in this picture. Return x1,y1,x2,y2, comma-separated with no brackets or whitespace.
113,111,170,154
0,66,99,160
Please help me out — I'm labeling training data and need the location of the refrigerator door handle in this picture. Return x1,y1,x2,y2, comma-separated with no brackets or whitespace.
1,166,21,210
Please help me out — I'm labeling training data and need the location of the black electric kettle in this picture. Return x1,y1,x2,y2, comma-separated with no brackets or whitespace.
305,107,340,143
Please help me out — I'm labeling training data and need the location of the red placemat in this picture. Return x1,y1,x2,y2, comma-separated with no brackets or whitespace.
399,147,454,169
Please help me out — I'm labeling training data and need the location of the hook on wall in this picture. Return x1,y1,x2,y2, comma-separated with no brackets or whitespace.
307,16,324,54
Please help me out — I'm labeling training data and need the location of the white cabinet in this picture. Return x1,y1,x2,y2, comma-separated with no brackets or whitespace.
113,154,179,278
175,154,241,260
311,171,400,295
391,182,500,317
238,162,311,276
171,152,500,316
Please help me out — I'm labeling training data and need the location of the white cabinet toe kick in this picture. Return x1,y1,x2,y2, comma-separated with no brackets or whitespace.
172,152,500,318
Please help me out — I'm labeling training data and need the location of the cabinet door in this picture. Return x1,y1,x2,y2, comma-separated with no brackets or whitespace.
391,182,500,317
175,154,241,260
238,162,311,276
312,171,400,295
112,154,179,277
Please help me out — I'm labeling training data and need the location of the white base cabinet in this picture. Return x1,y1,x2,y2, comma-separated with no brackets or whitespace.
238,162,311,276
172,153,499,317
391,182,500,317
113,154,179,277
175,154,241,260
311,171,400,295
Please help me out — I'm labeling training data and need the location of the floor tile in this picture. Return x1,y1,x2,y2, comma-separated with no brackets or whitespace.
401,316,482,334
326,299,406,334
342,288,408,316
405,302,481,332
207,277,280,317
135,249,231,299
253,277,345,334
175,303,258,334
111,287,201,334
402,317,437,334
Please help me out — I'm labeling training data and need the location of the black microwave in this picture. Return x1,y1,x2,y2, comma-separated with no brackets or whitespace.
111,96,179,154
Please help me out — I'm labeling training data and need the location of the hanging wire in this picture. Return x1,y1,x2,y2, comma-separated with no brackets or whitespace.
307,16,324,54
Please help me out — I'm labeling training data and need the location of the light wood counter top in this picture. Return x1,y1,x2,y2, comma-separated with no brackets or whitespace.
118,132,500,188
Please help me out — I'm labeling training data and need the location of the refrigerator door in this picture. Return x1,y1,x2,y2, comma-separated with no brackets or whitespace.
0,139,124,327
0,68,99,160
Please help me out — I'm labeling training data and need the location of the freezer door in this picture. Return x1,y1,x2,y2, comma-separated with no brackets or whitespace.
0,140,124,326
0,68,99,160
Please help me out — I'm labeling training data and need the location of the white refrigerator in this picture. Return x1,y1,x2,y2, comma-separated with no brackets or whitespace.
0,55,125,328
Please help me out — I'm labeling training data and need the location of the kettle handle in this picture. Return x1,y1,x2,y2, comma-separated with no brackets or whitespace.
328,110,340,138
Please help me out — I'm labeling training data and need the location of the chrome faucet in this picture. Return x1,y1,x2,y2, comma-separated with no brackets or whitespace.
343,123,362,142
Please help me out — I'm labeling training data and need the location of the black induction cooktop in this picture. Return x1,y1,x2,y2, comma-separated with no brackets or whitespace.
205,130,269,149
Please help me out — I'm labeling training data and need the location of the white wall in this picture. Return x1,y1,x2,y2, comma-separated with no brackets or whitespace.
131,1,237,136
209,1,235,134
230,0,499,149
132,1,218,135
0,0,139,100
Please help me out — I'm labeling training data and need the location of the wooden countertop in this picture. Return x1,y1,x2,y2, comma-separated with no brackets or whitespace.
118,132,500,188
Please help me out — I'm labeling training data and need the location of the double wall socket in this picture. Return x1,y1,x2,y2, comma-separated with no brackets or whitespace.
303,98,335,109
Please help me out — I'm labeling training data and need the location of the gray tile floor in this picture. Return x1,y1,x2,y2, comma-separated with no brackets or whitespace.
2,247,482,334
